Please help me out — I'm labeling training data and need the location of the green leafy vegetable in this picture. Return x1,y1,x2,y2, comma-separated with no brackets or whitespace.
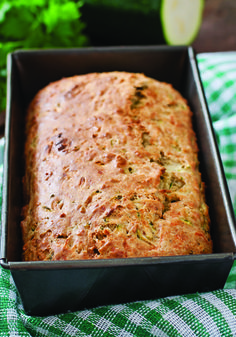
0,0,88,113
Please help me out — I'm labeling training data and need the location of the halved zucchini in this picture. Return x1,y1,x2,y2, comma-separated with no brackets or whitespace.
160,0,204,45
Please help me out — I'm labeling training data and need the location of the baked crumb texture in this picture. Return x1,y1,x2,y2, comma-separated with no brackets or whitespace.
21,72,212,261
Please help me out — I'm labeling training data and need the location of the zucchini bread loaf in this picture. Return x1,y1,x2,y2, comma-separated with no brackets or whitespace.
21,71,212,261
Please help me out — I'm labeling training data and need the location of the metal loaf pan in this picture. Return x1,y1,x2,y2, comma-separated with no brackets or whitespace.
1,46,236,316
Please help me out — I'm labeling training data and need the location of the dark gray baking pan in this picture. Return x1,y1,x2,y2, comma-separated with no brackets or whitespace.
1,46,236,316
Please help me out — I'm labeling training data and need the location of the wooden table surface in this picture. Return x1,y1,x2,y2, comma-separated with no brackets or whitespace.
193,0,236,53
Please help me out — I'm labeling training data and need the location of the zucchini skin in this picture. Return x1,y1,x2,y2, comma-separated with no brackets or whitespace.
81,0,165,46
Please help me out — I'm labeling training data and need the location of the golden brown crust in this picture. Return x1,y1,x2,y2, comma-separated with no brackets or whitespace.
21,71,212,261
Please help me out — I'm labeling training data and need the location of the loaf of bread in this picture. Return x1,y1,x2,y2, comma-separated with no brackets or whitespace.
21,71,212,261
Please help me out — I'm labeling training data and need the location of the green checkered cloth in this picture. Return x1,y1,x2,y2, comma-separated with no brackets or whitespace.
1,52,236,336
197,52,236,208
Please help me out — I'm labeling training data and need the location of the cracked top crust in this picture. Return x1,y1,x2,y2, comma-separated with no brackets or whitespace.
21,71,212,261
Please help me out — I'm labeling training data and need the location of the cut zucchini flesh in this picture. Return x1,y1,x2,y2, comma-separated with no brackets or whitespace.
160,0,204,45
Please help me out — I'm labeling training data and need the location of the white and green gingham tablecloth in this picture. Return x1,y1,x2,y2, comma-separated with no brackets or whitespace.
1,52,236,336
